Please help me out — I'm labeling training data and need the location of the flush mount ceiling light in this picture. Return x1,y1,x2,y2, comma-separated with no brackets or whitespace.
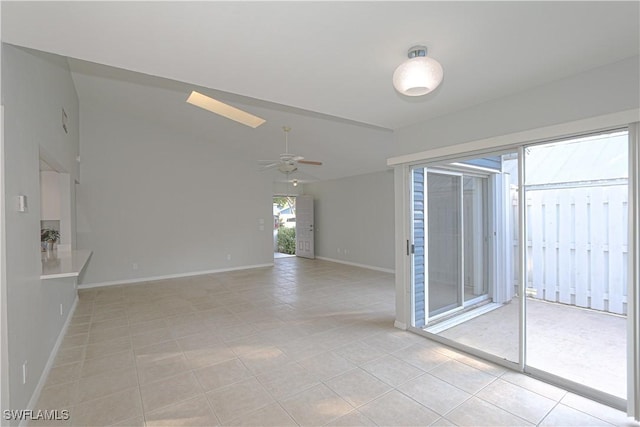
186,91,266,128
393,45,443,97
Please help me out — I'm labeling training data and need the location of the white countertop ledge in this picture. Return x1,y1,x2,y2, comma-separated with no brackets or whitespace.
41,249,92,280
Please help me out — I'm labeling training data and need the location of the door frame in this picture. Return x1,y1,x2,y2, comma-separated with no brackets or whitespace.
628,122,640,419
412,165,495,325
273,194,297,257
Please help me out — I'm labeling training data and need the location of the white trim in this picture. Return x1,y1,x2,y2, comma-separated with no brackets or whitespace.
20,296,78,427
396,165,412,329
518,146,527,371
393,320,407,330
315,257,394,274
387,109,640,166
78,263,275,289
425,302,502,334
628,122,639,420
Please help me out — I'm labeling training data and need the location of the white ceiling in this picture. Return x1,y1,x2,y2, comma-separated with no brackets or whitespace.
2,1,639,181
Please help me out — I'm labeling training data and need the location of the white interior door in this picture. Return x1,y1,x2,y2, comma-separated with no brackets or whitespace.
295,195,314,259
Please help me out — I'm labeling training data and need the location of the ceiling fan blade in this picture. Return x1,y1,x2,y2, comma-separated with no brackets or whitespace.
298,160,323,166
259,162,280,169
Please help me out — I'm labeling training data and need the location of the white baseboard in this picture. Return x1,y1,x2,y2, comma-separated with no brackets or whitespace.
22,295,78,426
394,320,408,330
315,256,395,274
78,263,274,289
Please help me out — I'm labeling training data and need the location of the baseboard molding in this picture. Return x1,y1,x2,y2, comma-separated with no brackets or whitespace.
315,256,395,274
78,263,274,289
394,320,408,330
22,295,78,426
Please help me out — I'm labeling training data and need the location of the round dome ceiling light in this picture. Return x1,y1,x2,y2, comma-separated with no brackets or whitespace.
393,45,443,97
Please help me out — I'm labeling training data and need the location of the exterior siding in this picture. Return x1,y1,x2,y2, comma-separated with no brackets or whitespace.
413,168,426,327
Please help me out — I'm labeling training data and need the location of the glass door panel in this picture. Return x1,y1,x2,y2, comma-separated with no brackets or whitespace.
427,172,463,317
524,130,629,400
463,176,488,303
411,152,520,365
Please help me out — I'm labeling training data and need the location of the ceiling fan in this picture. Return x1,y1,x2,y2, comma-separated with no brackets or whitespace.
259,126,322,174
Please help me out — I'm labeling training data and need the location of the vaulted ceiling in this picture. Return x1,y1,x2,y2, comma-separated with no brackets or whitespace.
3,1,639,182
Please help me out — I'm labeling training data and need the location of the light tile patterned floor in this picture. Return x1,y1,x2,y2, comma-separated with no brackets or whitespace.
32,258,637,426
438,297,627,399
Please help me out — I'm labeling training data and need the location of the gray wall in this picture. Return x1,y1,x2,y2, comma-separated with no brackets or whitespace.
304,170,394,271
0,9,8,417
2,44,79,414
395,56,640,156
76,103,274,286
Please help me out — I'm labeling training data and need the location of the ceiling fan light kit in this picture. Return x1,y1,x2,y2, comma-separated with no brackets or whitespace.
186,90,266,128
393,45,443,97
278,163,298,173
258,126,323,175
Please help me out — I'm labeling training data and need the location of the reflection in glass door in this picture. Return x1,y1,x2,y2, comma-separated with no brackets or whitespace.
411,152,520,365
427,172,463,317
412,168,493,324
463,176,489,304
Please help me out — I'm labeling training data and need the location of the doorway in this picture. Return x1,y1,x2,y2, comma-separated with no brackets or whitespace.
273,195,296,259
523,131,629,401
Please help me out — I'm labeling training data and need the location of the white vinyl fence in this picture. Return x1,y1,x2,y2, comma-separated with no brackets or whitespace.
511,183,628,315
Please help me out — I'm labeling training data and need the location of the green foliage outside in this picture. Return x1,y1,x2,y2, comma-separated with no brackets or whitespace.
273,196,296,214
277,226,296,254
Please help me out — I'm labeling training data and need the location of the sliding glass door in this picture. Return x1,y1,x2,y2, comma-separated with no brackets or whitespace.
408,128,636,411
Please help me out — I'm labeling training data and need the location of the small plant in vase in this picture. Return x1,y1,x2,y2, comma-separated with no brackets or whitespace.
41,228,60,252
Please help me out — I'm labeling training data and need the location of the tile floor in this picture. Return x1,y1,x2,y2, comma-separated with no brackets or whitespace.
32,258,638,426
438,297,627,399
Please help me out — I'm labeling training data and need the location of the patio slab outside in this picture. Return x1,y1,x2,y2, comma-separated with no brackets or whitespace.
436,298,627,399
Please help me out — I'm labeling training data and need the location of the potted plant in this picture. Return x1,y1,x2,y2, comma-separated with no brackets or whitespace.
41,228,60,252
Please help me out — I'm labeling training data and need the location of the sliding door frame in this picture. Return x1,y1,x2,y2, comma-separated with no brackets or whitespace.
628,122,639,419
519,130,629,410
392,114,640,418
